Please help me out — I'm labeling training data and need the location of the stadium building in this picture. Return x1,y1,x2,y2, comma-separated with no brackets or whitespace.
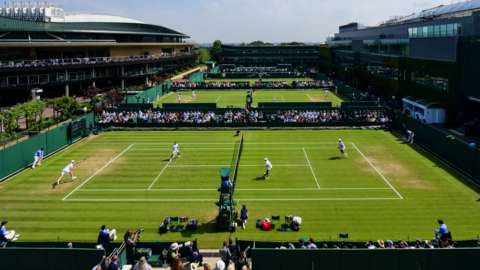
0,3,197,105
216,44,329,77
327,0,480,131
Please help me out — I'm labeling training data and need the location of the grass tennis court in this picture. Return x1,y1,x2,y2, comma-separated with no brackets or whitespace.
1,130,479,248
155,89,343,108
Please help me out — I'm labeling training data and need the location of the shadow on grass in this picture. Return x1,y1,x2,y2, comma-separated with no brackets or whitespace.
329,157,341,160
253,176,266,181
180,218,218,238
391,131,480,195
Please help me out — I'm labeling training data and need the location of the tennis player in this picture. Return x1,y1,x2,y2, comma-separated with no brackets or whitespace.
53,160,77,189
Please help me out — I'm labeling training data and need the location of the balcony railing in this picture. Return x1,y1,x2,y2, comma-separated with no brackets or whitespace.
0,52,198,70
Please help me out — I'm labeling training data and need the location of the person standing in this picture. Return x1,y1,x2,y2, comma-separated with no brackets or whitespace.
169,142,181,161
264,158,273,180
240,205,248,230
53,160,77,189
32,148,44,169
338,139,347,158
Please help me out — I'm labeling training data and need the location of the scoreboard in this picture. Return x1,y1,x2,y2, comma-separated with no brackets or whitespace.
68,119,86,140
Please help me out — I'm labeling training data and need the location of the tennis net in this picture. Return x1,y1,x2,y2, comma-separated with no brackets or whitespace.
230,134,244,189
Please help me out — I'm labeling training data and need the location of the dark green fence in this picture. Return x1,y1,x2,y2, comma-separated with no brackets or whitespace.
0,247,104,270
251,248,480,270
258,102,332,110
394,112,480,184
126,85,164,104
0,113,94,182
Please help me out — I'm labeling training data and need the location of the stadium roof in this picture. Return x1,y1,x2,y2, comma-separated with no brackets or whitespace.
384,0,480,25
0,4,188,38
62,13,145,24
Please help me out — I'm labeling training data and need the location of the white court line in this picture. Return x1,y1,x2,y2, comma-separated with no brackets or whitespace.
62,144,134,201
168,164,309,168
147,160,172,190
110,142,338,145
350,143,404,199
306,94,315,102
215,96,222,103
303,148,321,189
78,187,393,192
133,147,234,150
65,197,402,202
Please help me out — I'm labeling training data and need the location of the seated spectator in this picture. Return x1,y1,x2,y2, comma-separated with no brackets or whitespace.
107,255,120,270
214,260,226,270
306,238,317,249
97,224,117,248
0,220,19,247
435,219,450,240
133,256,153,270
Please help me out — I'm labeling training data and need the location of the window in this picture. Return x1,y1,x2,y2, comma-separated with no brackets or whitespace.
446,24,454,36
434,25,440,37
440,24,447,36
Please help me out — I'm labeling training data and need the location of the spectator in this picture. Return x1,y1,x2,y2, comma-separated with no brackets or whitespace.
219,241,231,265
107,255,120,270
214,260,226,270
124,230,137,265
306,238,318,249
435,219,449,240
97,225,117,248
0,220,19,247
133,256,153,270
168,242,180,268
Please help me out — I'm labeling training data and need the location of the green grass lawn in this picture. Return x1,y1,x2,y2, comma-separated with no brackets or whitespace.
1,130,479,248
155,89,343,108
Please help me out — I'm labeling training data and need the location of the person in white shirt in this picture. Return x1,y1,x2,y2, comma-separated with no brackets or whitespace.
264,158,273,180
32,148,45,169
338,139,347,158
406,130,415,144
169,142,180,161
53,160,77,189
192,90,197,99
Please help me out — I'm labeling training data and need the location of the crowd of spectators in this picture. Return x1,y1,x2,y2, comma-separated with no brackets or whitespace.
0,52,193,69
98,109,390,125
220,66,292,74
170,80,335,90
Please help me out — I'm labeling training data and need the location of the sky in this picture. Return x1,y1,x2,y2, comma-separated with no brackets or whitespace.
54,0,445,43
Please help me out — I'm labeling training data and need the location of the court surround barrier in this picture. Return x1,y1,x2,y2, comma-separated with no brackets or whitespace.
126,85,164,104
0,112,94,182
0,247,104,270
394,111,480,185
250,248,480,270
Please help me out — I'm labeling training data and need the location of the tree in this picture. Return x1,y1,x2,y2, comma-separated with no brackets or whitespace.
210,40,223,62
48,96,81,121
198,48,211,63
104,89,125,107
248,41,273,46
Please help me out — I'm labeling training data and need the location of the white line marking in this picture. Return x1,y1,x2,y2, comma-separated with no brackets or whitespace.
104,142,338,145
62,144,134,201
168,164,308,168
351,143,404,199
147,160,172,190
303,148,321,189
78,187,393,192
65,197,402,202
215,96,221,103
306,94,315,102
